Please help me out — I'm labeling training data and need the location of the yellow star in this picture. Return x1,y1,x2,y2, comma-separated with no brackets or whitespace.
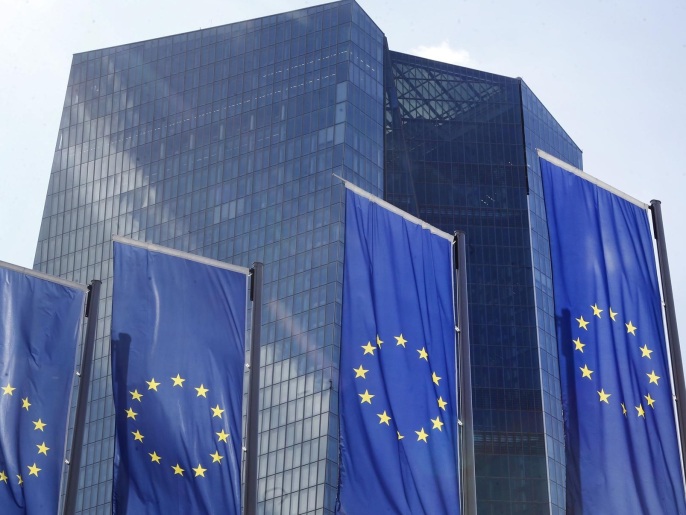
361,342,376,355
36,442,50,456
647,370,660,385
437,396,448,411
33,419,46,431
27,463,41,477
579,364,593,380
132,430,144,442
125,407,138,420
431,416,444,431
573,338,585,352
130,389,143,402
597,389,611,404
626,321,637,335
211,405,225,418
640,344,653,359
149,451,162,463
17,475,23,485
359,390,374,404
432,372,441,385
22,397,31,410
195,384,209,397
2,383,15,396
0,470,6,483
415,428,428,443
621,403,627,416
146,378,160,391
395,334,407,347
216,429,230,443
377,411,391,425
591,304,603,318
636,404,645,418
417,348,428,360
172,464,185,476
353,365,368,379
171,374,185,387
576,316,589,330
193,464,207,477
609,307,618,321
376,335,383,348
210,451,224,463
645,393,656,408
397,431,404,440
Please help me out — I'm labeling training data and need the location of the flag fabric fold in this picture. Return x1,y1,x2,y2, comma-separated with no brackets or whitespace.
111,239,248,514
337,187,460,514
0,262,86,514
541,157,686,514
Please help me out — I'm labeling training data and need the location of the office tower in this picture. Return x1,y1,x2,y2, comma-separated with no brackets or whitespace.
34,1,580,513
384,51,581,515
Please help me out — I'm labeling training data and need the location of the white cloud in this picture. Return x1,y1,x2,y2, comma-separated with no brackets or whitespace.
409,41,472,66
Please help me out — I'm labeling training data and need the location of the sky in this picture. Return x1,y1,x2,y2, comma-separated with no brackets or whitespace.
1,0,685,341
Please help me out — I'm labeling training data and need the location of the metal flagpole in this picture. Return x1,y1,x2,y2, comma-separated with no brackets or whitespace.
650,200,686,462
455,231,477,515
63,279,101,515
244,263,263,515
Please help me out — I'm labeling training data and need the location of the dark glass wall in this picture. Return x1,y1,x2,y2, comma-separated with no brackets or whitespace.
521,80,582,515
33,2,384,513
384,50,580,515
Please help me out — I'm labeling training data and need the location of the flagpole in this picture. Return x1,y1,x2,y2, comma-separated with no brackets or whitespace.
455,231,477,515
650,200,686,462
245,263,263,515
63,279,101,515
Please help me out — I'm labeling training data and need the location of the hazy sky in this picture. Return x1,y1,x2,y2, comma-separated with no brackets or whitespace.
1,0,684,336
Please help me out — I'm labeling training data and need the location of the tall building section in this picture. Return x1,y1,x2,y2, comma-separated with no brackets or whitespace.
33,1,580,513
383,51,581,515
520,82,582,515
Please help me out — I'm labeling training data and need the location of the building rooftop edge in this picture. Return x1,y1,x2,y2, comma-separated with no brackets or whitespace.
520,78,583,157
71,0,354,58
388,49,519,82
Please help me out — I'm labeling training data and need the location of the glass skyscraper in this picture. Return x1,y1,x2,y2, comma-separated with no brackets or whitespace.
33,1,580,513
384,52,580,515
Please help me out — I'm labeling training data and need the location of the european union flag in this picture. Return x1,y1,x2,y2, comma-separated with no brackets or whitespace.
540,157,686,514
111,237,248,514
0,261,86,514
337,187,460,514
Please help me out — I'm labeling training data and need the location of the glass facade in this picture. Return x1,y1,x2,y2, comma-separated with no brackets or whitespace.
34,2,383,513
521,81,583,515
33,1,580,514
383,51,581,515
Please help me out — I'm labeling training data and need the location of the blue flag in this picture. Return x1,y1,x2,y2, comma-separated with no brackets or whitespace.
541,158,686,514
337,187,460,514
111,238,248,514
0,262,86,514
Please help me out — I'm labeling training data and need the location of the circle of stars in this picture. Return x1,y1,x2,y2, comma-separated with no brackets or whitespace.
1,381,52,487
572,303,664,421
354,333,449,444
124,373,230,480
